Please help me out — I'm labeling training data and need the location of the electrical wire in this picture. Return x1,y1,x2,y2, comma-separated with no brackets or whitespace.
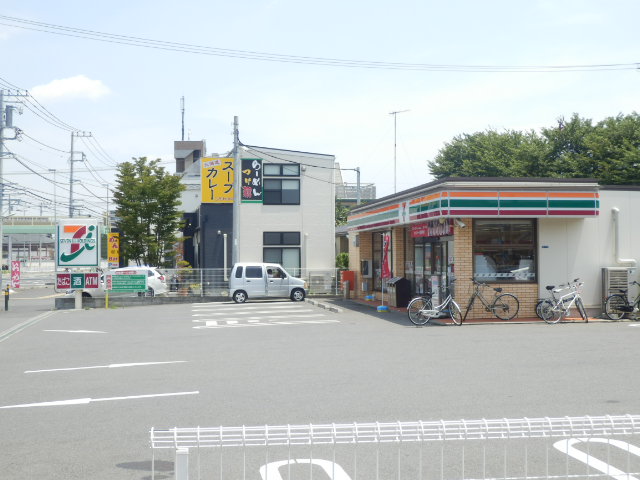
20,132,68,154
0,14,637,73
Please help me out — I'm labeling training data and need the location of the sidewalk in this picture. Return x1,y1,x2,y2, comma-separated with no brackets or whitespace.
335,297,616,325
0,286,61,341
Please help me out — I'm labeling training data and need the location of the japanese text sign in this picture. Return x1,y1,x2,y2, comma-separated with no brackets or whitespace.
201,157,234,203
241,158,263,203
108,233,120,268
11,261,20,288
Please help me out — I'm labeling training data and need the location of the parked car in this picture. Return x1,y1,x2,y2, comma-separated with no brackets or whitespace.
80,266,168,298
229,263,307,303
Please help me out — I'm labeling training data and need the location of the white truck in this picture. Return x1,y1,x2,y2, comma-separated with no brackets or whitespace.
229,263,307,303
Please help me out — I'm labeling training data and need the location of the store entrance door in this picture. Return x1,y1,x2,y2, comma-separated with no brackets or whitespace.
410,220,455,304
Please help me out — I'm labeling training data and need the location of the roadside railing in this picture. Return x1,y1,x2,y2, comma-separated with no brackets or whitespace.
150,414,640,480
160,268,345,297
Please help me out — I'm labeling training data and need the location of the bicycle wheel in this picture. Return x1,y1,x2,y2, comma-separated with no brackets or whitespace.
604,294,628,320
492,293,520,320
540,301,562,324
449,300,463,325
535,300,548,319
576,297,588,322
407,297,432,326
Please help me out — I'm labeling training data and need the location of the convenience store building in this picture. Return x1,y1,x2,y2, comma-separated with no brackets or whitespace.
346,177,639,318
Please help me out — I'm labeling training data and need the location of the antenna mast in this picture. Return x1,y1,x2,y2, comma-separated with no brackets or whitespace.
180,96,185,141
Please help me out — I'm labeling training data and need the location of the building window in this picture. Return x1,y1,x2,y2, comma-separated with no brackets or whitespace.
263,232,300,245
264,164,300,176
473,219,536,282
263,179,300,205
263,231,301,273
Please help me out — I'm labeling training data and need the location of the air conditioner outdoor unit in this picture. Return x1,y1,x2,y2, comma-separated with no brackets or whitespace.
602,267,635,306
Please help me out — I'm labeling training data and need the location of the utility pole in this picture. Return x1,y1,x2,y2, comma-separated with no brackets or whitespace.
69,131,92,217
232,116,240,265
389,110,410,194
48,169,57,223
105,184,110,231
0,89,26,288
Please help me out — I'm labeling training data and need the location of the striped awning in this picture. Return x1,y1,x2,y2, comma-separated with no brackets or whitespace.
348,184,599,232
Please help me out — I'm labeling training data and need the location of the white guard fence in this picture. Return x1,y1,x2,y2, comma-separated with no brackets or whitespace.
150,415,640,480
160,268,345,297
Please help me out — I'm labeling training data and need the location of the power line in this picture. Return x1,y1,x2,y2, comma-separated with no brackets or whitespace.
0,15,637,73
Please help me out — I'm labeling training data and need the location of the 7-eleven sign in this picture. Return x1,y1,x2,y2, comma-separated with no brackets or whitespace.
56,220,100,268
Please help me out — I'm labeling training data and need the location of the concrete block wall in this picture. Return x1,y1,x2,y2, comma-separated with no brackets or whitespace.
453,218,537,319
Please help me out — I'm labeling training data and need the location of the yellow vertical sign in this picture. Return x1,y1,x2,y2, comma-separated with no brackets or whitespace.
107,232,120,268
201,157,234,203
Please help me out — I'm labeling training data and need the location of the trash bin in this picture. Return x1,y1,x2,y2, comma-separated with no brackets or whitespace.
387,277,411,307
342,281,350,299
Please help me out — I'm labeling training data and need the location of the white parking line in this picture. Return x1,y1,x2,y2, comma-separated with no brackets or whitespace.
195,319,339,329
0,391,199,409
43,330,106,334
192,309,316,316
25,361,187,374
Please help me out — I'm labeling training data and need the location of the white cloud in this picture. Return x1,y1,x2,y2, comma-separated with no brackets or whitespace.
31,75,111,101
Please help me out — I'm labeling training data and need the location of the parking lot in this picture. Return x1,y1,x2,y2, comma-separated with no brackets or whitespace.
1,288,639,479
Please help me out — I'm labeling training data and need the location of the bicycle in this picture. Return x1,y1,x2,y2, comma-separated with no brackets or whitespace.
604,280,640,320
535,278,579,319
461,279,520,322
537,279,588,324
407,280,462,326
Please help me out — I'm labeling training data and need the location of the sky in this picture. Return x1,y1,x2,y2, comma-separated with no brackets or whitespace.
1,0,639,217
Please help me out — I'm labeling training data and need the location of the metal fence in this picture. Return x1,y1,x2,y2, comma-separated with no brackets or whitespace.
160,268,345,297
150,415,640,480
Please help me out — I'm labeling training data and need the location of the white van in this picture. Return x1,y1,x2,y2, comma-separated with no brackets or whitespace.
229,263,307,303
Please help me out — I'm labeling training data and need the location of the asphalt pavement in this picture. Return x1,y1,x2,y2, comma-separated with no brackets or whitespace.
1,290,639,479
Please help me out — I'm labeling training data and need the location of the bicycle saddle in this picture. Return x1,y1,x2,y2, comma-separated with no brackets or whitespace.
493,287,503,293
546,285,555,291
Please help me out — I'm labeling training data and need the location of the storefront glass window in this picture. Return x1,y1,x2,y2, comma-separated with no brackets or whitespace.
473,219,536,282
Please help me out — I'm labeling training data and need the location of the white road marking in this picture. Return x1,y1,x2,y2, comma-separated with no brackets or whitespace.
43,329,106,334
554,438,640,480
25,361,187,374
261,459,351,480
630,324,640,327
195,319,339,329
192,309,315,316
0,391,199,409
192,305,311,310
0,311,57,343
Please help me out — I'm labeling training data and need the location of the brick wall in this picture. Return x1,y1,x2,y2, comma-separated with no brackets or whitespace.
453,218,537,319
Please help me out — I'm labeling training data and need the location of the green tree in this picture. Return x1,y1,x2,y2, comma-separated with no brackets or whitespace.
335,200,350,226
428,129,547,179
113,157,185,267
428,112,640,185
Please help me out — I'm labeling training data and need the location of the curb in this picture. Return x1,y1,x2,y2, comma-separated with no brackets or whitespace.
305,298,343,313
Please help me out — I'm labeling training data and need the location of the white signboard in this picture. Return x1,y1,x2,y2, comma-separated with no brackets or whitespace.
56,220,100,268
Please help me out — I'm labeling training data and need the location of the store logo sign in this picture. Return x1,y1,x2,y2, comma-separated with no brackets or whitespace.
56,222,99,267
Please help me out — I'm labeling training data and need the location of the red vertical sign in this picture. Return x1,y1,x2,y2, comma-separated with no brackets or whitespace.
381,233,391,279
11,261,20,288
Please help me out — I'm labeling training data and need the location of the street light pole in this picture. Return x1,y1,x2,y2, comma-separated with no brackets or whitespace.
389,110,409,194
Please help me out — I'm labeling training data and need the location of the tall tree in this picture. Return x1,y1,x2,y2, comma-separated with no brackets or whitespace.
428,129,547,178
113,157,185,267
428,113,640,185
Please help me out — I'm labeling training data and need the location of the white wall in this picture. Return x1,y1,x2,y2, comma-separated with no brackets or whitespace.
538,189,640,308
238,148,336,270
